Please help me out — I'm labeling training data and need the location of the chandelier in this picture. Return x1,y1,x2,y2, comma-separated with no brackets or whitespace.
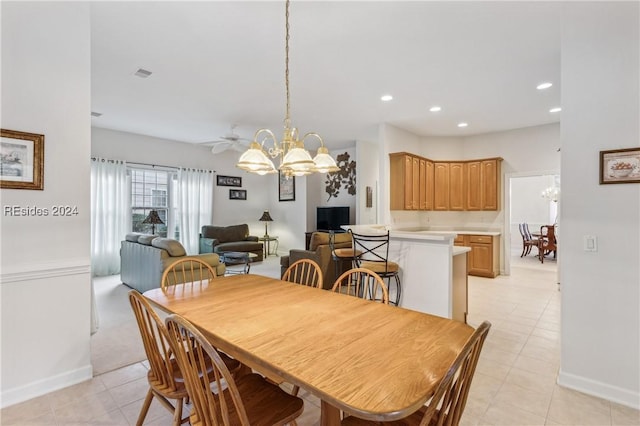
236,0,339,177
541,186,560,202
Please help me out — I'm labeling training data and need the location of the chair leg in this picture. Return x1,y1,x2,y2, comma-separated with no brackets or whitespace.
172,397,184,426
291,385,300,396
136,389,154,426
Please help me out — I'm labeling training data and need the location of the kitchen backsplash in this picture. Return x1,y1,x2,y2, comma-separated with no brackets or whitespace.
390,210,504,232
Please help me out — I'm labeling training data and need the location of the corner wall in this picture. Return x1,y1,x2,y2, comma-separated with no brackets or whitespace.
1,3,92,407
559,2,639,408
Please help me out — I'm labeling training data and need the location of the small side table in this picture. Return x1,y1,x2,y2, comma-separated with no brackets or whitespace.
259,236,279,257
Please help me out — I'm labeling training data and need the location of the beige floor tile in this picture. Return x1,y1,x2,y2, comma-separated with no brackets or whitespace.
504,368,558,395
47,377,107,410
493,382,553,418
57,408,128,426
296,398,322,426
480,346,520,366
513,354,560,376
531,327,561,341
480,401,547,425
98,362,148,389
547,386,612,425
476,356,512,382
611,401,640,425
0,394,52,425
1,411,57,426
108,376,154,407
53,390,119,424
120,396,175,425
467,372,504,407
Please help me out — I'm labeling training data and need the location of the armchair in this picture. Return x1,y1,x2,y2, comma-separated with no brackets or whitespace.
280,231,353,290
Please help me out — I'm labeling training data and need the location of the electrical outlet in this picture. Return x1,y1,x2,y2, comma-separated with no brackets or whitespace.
583,235,597,252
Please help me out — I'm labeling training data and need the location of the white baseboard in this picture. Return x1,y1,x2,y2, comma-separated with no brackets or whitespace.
1,364,93,409
558,369,640,410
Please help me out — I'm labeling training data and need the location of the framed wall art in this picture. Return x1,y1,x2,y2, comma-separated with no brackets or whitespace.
217,175,242,187
278,172,295,201
1,129,44,190
599,147,640,184
229,189,247,200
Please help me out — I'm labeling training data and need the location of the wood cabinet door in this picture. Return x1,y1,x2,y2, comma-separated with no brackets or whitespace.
419,158,427,210
468,242,492,276
425,160,434,210
404,155,414,209
412,156,420,210
389,154,406,210
433,162,449,210
466,161,482,210
481,159,499,210
449,162,465,211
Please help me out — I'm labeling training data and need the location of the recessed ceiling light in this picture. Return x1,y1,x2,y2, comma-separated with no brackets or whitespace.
429,106,442,112
381,95,393,102
134,68,152,78
91,111,102,118
537,82,553,90
457,122,468,128
549,107,562,113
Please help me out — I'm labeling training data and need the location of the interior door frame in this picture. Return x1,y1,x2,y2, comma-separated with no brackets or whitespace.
502,169,560,276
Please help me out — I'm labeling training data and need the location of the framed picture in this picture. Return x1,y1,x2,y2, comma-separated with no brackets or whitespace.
278,172,295,201
229,189,247,200
599,147,640,184
217,175,242,187
1,129,44,190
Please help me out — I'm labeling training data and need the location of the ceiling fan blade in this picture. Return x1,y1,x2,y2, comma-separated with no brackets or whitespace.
210,141,233,154
232,142,249,152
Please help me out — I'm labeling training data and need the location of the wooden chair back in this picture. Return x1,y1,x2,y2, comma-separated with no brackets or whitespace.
128,291,182,397
282,258,323,288
161,258,217,291
331,267,389,304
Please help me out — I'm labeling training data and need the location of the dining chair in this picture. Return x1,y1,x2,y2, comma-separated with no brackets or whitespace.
341,321,492,426
161,257,217,290
518,223,539,257
538,225,557,263
349,230,401,305
332,267,389,304
164,313,304,426
282,258,323,288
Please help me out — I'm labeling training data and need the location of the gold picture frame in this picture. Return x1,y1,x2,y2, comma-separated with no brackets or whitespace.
1,129,44,190
599,147,640,184
278,171,295,201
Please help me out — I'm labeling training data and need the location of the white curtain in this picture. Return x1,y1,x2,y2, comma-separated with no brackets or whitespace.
176,168,214,254
91,158,129,276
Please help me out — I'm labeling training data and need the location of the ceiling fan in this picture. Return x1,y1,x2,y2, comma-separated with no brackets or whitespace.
198,124,251,154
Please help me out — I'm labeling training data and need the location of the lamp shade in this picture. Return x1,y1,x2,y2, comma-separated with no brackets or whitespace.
142,210,164,225
259,210,274,222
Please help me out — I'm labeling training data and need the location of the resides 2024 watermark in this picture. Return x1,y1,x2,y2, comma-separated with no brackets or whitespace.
4,205,79,217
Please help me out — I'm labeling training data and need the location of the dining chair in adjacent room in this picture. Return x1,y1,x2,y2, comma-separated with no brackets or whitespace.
341,321,492,426
129,291,242,426
350,230,401,305
539,225,558,263
518,223,539,257
165,314,304,426
331,267,389,305
161,257,218,291
282,258,323,288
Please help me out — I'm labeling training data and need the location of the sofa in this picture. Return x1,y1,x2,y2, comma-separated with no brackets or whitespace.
280,231,353,290
120,233,226,293
199,224,263,261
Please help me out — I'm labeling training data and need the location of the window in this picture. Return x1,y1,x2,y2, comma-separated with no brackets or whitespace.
130,167,176,237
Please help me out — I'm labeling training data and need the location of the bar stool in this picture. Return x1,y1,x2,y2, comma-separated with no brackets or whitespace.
329,230,360,283
349,229,401,306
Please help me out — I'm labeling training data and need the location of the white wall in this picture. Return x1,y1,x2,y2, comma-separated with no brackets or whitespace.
91,127,272,240
559,2,639,408
356,140,380,225
0,2,92,407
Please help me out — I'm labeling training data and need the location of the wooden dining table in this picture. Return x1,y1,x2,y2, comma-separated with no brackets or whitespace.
143,274,474,425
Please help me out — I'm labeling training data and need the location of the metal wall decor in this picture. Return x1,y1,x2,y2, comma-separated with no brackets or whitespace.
325,152,356,201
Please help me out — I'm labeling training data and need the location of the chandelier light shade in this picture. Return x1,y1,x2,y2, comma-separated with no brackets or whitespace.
142,209,164,234
236,0,339,177
541,186,560,202
259,210,274,237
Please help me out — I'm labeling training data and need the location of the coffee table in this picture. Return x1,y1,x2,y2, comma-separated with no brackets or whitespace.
219,251,258,275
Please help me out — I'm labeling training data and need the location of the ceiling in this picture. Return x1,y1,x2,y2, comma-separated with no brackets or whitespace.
90,1,562,150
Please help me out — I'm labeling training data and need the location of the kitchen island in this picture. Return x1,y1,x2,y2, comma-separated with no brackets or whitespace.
343,225,470,322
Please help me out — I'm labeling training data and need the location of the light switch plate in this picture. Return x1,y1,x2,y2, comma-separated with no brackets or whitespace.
584,235,597,252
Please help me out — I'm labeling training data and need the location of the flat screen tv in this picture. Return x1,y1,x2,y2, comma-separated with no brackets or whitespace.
316,206,350,231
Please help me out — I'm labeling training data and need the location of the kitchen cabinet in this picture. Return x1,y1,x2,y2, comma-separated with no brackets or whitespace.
390,153,417,210
433,162,449,210
466,235,500,278
449,162,465,211
466,159,501,211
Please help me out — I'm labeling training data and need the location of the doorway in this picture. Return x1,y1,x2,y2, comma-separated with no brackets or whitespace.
503,170,560,276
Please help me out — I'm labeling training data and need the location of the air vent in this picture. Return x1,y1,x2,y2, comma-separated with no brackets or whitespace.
91,112,103,118
134,68,152,78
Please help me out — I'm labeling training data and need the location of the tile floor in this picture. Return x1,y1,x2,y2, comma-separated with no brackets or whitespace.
2,256,639,425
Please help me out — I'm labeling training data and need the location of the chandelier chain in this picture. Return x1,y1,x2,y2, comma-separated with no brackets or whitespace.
284,0,291,129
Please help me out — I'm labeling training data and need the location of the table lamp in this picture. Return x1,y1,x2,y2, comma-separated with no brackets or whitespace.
259,210,274,238
142,210,164,235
